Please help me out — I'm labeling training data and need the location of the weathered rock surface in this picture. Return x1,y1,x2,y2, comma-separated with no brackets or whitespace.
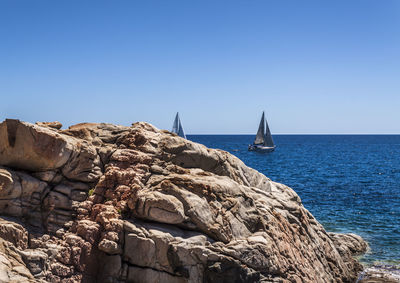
358,265,400,282
0,119,369,282
329,233,368,256
35,121,63,130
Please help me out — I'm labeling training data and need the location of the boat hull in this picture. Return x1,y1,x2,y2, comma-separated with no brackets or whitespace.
248,145,275,153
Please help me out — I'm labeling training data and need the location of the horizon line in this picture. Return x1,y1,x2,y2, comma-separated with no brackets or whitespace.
186,133,400,135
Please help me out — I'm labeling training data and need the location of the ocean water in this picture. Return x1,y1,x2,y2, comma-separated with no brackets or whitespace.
188,135,400,264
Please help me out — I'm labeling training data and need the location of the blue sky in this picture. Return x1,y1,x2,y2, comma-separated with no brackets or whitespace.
0,0,399,134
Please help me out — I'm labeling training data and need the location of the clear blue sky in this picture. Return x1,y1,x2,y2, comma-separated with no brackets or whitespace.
1,0,399,134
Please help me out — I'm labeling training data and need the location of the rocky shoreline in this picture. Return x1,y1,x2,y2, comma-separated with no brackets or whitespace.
358,265,400,282
0,119,372,282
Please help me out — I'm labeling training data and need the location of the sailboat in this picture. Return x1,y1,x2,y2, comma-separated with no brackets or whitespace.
171,112,186,139
248,111,275,152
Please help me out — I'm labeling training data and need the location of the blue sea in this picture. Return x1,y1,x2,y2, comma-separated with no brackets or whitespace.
188,135,400,265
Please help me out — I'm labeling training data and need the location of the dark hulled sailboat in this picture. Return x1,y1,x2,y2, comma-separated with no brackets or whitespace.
248,111,275,152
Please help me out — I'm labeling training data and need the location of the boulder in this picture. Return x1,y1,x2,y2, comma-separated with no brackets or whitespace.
0,219,28,249
0,238,36,283
0,119,74,171
329,232,369,256
0,120,102,183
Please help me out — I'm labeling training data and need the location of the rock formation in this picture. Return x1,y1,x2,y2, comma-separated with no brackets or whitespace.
358,265,400,282
0,119,368,282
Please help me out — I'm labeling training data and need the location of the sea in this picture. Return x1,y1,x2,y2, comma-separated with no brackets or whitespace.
188,134,400,265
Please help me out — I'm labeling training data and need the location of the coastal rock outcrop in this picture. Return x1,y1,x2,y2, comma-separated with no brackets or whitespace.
0,119,367,282
358,265,400,282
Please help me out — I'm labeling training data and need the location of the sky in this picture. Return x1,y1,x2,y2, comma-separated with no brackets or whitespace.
0,0,399,134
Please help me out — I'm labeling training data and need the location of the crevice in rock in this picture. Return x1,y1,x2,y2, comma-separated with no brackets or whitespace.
121,260,185,279
5,119,19,147
124,217,213,242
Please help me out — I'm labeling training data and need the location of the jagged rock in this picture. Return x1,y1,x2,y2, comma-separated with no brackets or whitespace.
61,141,102,182
19,249,48,276
358,265,400,282
0,219,28,249
329,232,368,256
0,119,102,182
98,238,121,255
62,123,129,146
0,168,47,227
0,239,36,283
74,220,100,244
0,119,371,282
0,119,74,171
35,121,63,130
32,170,60,183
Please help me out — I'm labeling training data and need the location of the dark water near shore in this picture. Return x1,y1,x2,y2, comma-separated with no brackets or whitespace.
188,135,400,264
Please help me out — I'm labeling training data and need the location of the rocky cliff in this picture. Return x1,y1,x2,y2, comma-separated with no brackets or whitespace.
0,119,367,283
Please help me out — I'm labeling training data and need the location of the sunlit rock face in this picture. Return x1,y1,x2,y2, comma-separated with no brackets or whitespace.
0,119,366,282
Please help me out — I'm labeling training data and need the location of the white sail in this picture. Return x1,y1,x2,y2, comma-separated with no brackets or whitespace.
264,117,275,147
172,113,179,134
171,112,186,139
177,118,186,139
254,112,265,145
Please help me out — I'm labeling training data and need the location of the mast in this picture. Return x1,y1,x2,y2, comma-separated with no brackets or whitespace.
254,112,265,145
